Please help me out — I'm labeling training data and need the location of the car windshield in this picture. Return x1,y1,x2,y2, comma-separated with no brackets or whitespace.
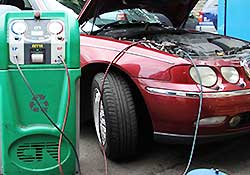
55,0,197,32
87,8,160,27
56,0,84,14
56,0,161,29
57,0,159,23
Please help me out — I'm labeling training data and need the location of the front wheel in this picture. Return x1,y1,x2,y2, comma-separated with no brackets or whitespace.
91,71,138,160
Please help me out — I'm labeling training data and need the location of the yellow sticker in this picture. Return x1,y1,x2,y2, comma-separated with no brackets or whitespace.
32,44,44,49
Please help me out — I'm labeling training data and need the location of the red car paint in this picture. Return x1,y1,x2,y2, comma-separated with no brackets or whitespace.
27,0,250,141
79,34,250,139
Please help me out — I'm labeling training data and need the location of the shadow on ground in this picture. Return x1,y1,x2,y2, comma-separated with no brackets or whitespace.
80,122,250,175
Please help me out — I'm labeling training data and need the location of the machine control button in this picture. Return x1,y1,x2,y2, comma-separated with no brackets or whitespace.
57,36,63,40
14,37,21,41
31,54,44,63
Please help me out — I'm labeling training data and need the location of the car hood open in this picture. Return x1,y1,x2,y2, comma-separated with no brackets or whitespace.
78,0,199,28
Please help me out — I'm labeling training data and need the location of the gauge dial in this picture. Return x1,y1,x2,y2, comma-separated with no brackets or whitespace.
11,22,27,35
48,21,63,35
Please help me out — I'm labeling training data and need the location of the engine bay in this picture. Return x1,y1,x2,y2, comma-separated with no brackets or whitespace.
95,25,250,58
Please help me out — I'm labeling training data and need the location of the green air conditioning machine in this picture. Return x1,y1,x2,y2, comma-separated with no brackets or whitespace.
0,11,80,174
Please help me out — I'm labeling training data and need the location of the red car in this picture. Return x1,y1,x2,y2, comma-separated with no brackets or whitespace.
5,0,250,160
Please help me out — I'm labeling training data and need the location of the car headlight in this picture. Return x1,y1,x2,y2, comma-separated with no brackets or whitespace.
221,67,239,84
190,66,217,87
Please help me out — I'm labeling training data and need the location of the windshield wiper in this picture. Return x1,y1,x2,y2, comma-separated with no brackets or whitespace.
92,20,131,34
92,20,156,34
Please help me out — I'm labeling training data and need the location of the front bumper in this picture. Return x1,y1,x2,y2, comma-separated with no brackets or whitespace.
135,78,250,139
146,87,250,98
154,130,250,144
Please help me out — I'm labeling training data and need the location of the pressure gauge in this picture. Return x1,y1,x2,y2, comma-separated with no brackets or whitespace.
11,22,27,35
48,21,63,35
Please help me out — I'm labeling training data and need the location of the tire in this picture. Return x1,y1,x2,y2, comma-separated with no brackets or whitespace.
91,71,138,160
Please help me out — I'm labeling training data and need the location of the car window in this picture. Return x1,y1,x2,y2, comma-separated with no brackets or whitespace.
50,0,195,31
56,0,85,14
100,9,159,24
86,8,160,29
0,0,32,10
87,9,198,30
23,0,32,9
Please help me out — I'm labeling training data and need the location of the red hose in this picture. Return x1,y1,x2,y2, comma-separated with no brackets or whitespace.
58,57,71,175
99,41,142,175
57,42,141,175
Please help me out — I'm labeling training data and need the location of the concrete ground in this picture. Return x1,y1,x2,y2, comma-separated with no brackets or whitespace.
80,122,250,175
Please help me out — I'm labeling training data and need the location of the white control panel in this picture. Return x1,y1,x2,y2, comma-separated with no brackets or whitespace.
8,19,66,65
